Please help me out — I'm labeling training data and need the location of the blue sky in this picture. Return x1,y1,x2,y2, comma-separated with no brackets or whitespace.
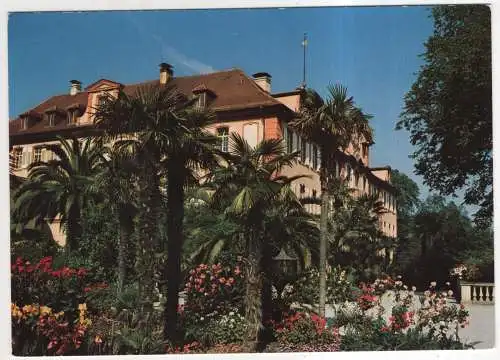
9,6,470,210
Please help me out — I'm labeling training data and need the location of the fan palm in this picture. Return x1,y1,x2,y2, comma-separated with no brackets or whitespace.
290,84,373,316
13,136,102,253
93,84,219,343
207,133,303,348
91,143,138,294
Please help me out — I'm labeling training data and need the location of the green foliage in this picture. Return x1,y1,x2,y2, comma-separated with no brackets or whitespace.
397,5,492,227
330,189,392,281
12,137,103,252
273,312,341,352
288,266,356,306
340,328,470,351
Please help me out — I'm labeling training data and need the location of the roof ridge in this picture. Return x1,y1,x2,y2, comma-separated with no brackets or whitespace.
237,70,281,105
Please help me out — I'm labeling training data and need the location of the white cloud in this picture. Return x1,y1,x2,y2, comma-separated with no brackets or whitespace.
129,15,215,75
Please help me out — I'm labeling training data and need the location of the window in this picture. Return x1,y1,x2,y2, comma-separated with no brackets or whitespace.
48,113,56,127
195,92,207,109
300,139,306,162
312,145,318,169
217,127,229,152
346,165,352,183
362,143,368,158
312,189,317,198
22,117,29,130
33,147,43,163
67,110,75,125
12,148,23,169
287,130,293,153
299,184,306,194
97,95,107,109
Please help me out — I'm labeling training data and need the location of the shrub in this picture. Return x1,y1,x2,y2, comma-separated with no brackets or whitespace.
11,256,89,321
11,256,108,355
11,302,91,355
182,262,245,345
332,276,472,350
273,311,341,352
287,266,356,305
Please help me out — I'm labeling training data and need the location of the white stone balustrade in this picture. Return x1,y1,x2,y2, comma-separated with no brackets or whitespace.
460,282,495,304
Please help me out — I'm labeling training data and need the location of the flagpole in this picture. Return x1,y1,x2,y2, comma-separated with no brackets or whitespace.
303,33,306,87
302,33,307,88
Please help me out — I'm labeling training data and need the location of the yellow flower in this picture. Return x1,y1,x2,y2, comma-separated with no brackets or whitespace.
94,335,103,344
54,311,65,319
40,305,52,316
78,303,87,311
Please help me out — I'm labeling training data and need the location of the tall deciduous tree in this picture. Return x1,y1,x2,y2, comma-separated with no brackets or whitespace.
291,85,373,316
397,5,492,228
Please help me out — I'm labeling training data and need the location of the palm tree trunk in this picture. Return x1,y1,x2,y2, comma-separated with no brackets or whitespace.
318,153,330,317
117,205,134,295
66,204,82,254
136,166,161,313
244,229,263,351
260,242,273,343
164,163,186,344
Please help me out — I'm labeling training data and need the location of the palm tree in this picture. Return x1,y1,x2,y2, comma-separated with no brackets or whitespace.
290,84,373,316
93,84,219,343
207,133,303,349
91,143,138,294
13,136,102,253
329,189,389,281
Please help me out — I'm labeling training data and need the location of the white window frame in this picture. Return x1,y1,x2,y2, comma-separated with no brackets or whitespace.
217,127,229,152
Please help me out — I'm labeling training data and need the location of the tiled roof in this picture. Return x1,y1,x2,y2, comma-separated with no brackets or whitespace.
10,68,283,137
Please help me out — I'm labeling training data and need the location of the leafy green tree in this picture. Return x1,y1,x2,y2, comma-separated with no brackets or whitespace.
397,5,492,228
390,170,421,275
291,85,373,316
208,133,302,349
411,195,476,287
13,136,102,253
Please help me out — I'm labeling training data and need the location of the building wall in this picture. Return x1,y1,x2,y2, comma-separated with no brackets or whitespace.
274,93,301,112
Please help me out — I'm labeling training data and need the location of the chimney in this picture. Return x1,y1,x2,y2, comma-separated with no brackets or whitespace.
69,80,82,96
252,72,272,93
159,63,174,84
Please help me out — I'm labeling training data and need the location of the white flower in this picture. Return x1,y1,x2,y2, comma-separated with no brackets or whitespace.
412,286,417,291
200,316,204,321
448,290,453,296
430,282,437,287
229,311,235,316
445,282,451,286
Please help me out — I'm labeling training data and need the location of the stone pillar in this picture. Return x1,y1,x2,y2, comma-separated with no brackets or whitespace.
460,282,472,304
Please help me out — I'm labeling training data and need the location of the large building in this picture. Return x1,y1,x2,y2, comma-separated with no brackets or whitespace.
9,63,397,243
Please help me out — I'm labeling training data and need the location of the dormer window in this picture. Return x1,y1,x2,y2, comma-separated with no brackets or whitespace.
67,110,76,125
196,92,207,109
299,184,306,194
48,113,55,127
192,84,215,110
66,104,84,125
20,111,41,130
